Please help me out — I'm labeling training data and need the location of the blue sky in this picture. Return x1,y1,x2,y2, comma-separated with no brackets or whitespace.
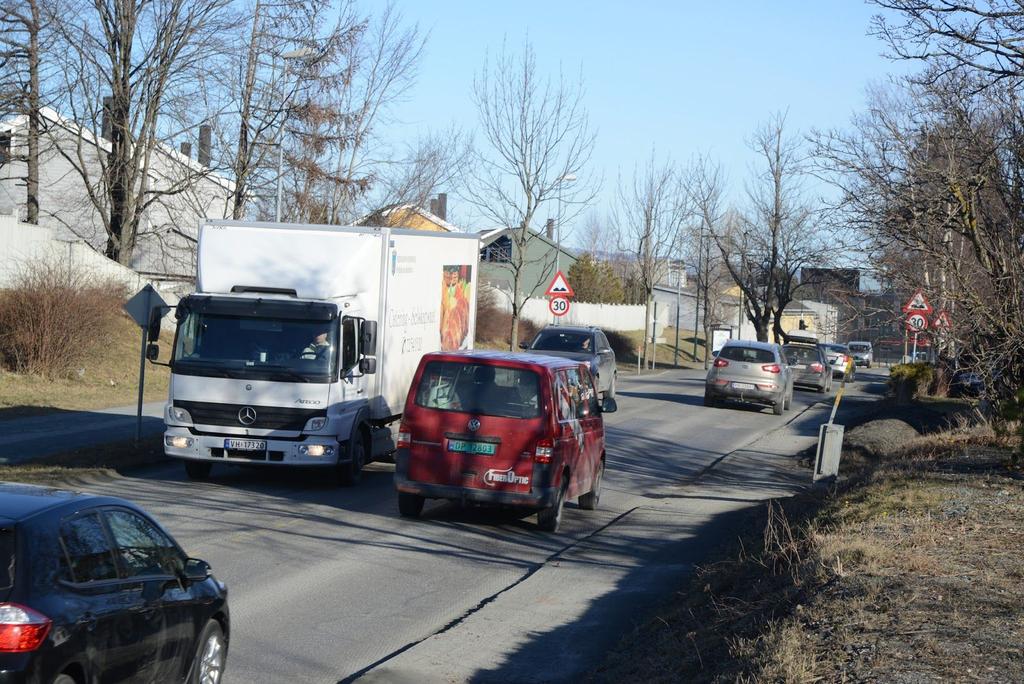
382,1,907,243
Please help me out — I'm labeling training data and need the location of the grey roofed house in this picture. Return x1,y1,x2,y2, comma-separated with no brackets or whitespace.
0,107,234,289
478,226,578,300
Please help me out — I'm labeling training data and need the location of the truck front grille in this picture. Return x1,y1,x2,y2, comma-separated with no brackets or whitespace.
175,400,325,431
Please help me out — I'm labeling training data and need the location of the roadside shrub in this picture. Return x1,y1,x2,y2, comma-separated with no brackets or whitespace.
605,330,635,360
888,363,935,403
998,388,1024,466
474,288,539,348
0,260,125,377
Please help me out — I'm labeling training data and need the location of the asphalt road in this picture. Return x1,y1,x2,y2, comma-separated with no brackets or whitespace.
55,366,889,683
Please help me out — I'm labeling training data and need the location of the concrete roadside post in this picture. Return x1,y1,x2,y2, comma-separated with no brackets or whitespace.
814,374,846,481
124,285,168,444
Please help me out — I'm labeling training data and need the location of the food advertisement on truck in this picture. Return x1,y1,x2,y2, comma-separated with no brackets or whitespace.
440,265,472,351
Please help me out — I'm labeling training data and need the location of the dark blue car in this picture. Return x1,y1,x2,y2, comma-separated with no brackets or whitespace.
0,483,228,683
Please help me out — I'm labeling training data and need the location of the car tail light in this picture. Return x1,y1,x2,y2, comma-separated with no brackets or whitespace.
0,603,51,652
810,362,824,373
534,438,554,464
713,358,729,368
396,424,411,449
761,364,782,373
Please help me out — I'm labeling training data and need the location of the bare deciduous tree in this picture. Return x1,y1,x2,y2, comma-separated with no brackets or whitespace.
46,0,235,265
464,40,597,348
0,0,45,223
709,114,820,342
614,151,688,367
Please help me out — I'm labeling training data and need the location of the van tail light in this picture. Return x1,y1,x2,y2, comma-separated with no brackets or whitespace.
713,358,729,368
534,438,554,464
761,364,782,374
810,362,824,373
0,603,52,652
396,424,411,449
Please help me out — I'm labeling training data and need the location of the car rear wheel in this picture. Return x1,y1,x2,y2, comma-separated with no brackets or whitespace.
537,479,568,532
578,462,603,511
773,399,784,416
53,675,76,684
337,431,366,487
188,619,226,684
783,391,792,411
606,374,617,400
703,392,718,407
185,460,212,481
398,493,424,518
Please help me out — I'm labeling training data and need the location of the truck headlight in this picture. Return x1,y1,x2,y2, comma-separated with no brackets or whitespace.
304,417,329,432
164,435,193,449
299,444,335,457
167,406,193,425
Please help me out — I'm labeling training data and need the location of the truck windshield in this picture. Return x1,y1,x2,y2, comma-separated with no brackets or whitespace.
173,312,338,383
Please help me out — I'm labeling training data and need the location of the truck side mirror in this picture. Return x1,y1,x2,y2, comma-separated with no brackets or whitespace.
147,307,164,342
146,343,160,361
359,357,377,375
360,320,378,353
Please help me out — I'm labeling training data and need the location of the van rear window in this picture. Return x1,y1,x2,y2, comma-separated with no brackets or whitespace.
415,361,541,419
0,528,14,590
720,346,776,364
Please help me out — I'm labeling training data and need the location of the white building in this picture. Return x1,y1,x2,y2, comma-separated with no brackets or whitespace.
0,108,233,292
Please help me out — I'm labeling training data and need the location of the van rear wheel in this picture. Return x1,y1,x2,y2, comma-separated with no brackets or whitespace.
398,493,424,518
537,480,567,532
578,462,602,511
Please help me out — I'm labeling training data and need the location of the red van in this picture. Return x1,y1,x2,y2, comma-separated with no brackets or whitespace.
394,350,617,531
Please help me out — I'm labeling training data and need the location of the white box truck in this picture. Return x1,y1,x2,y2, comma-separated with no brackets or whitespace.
159,220,479,484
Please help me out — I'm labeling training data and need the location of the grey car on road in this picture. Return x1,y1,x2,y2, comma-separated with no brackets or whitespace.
704,340,794,415
522,325,618,398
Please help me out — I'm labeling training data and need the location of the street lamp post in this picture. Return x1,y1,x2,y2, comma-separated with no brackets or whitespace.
554,173,577,275
275,47,315,223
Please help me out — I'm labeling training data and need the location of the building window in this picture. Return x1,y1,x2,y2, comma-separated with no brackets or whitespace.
0,133,11,163
481,235,512,263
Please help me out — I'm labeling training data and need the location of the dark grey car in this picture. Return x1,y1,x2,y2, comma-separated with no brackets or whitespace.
704,340,794,415
522,326,617,398
783,342,832,393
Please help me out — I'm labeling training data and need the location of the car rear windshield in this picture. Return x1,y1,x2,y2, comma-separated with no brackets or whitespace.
719,346,776,364
415,361,541,419
848,343,870,352
0,528,13,591
530,330,593,353
783,345,820,365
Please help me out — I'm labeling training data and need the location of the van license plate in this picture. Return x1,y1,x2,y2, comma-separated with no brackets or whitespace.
224,439,267,451
448,440,496,455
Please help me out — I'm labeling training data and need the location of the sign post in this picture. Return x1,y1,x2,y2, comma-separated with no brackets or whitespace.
902,290,933,363
123,285,168,444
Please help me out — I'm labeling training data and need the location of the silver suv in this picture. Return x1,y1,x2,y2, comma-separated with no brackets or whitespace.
522,326,618,398
704,341,794,415
847,341,873,368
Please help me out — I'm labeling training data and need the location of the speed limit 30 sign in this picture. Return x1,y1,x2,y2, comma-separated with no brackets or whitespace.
906,313,928,332
548,296,570,317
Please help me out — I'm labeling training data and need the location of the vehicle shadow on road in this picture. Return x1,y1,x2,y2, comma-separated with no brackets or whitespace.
614,390,705,407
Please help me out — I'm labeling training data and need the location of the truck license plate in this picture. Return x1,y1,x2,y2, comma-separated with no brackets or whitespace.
224,439,267,451
447,439,497,455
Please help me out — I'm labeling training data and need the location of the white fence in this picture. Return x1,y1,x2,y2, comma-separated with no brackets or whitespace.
492,292,669,332
0,213,181,312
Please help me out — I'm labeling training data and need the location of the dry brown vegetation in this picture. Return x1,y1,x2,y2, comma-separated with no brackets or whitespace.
0,261,126,377
593,413,1023,683
474,288,540,349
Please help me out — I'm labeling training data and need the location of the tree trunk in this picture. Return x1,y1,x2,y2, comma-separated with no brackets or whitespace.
642,292,652,368
509,269,522,351
25,0,40,224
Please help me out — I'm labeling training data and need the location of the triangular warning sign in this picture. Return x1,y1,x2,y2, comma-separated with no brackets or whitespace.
933,310,952,329
545,271,575,298
902,289,933,315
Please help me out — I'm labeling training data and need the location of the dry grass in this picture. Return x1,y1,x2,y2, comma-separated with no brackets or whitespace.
592,419,1024,683
0,315,171,419
0,434,165,487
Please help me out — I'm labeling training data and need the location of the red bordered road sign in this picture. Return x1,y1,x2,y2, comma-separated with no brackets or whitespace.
548,296,570,317
906,312,929,332
902,289,933,316
933,310,952,330
545,271,575,298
